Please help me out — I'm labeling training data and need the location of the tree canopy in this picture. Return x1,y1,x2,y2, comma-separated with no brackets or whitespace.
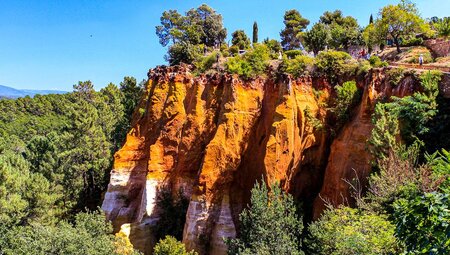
280,10,310,50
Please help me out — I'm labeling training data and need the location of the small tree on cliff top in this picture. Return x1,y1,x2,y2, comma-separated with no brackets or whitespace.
375,0,430,53
226,180,304,255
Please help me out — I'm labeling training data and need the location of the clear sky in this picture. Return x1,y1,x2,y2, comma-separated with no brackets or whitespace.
0,0,448,91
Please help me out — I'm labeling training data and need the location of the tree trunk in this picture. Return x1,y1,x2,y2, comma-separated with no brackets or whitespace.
394,37,401,53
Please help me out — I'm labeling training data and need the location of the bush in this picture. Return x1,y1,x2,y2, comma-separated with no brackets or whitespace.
282,55,315,78
425,149,450,193
228,45,239,56
226,180,304,255
165,42,203,66
194,51,221,73
356,60,371,75
0,210,138,255
393,192,450,254
225,44,270,79
434,17,450,38
400,37,423,47
386,68,405,86
284,49,303,59
331,81,361,131
219,44,229,58
368,56,389,68
153,236,197,255
263,38,282,59
307,207,401,255
315,50,358,84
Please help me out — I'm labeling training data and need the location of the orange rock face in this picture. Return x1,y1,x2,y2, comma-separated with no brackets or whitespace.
102,66,429,254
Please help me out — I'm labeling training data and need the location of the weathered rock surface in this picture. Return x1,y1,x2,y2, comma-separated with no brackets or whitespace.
102,66,434,254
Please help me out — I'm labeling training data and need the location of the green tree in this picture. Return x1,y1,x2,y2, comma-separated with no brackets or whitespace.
362,23,379,53
263,38,282,58
1,210,136,255
280,10,310,50
333,81,361,127
0,137,60,227
231,30,251,50
304,23,330,55
393,192,450,254
434,17,450,38
185,4,227,47
307,207,401,255
375,0,430,53
165,42,203,66
226,180,304,255
369,103,400,160
252,21,258,44
319,10,361,51
156,4,227,64
225,44,270,79
153,236,197,255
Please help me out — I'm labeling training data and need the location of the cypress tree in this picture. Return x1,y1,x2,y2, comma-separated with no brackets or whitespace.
252,21,258,44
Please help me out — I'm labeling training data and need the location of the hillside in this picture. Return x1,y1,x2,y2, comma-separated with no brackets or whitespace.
0,84,67,99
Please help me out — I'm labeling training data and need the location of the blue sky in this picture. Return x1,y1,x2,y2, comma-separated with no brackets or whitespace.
0,0,448,91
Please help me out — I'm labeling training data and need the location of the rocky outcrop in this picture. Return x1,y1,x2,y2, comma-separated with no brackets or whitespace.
102,65,330,254
102,65,435,254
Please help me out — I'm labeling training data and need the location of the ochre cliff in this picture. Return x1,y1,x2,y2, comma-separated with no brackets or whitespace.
102,65,439,254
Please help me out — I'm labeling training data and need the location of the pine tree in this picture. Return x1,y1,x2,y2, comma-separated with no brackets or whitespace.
280,10,310,50
226,180,304,255
252,21,258,44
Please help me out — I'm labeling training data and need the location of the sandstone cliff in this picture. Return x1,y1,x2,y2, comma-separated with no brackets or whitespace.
102,65,441,254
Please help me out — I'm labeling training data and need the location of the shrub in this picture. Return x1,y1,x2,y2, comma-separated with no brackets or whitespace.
315,50,357,84
304,107,324,131
434,17,450,38
263,38,282,59
393,192,450,254
284,49,303,59
153,236,197,255
225,44,270,79
369,103,401,160
386,68,405,86
400,37,423,47
425,149,450,193
226,180,304,255
165,42,204,66
228,45,239,56
368,56,388,68
307,207,401,255
220,44,229,57
282,55,315,78
356,60,371,75
194,51,221,73
0,210,138,255
331,81,361,131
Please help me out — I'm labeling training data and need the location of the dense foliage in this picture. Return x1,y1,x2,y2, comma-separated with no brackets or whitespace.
373,0,430,53
156,4,227,65
227,180,304,255
307,207,400,255
225,44,270,79
0,78,142,254
280,10,310,50
0,210,141,255
153,236,197,255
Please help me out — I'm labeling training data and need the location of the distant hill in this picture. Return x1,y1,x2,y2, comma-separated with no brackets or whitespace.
0,85,67,99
